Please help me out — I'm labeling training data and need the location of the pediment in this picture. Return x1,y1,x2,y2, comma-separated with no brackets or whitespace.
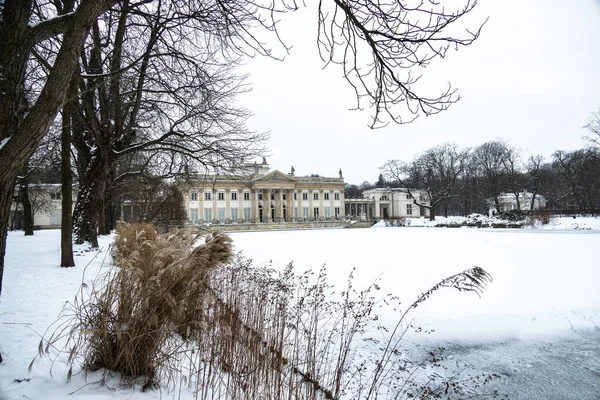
254,170,297,183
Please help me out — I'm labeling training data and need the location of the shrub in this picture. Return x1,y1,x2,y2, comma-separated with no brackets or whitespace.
44,223,232,388
498,209,526,222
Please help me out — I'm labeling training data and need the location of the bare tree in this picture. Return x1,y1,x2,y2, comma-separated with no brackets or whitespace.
585,109,600,146
526,154,544,211
319,0,486,128
472,140,507,211
553,149,600,212
69,0,270,247
500,144,525,211
381,143,470,220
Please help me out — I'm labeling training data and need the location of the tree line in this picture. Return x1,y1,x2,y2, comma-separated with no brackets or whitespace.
346,126,600,220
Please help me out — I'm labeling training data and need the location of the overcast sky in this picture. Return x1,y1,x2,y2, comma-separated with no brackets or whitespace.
236,0,600,185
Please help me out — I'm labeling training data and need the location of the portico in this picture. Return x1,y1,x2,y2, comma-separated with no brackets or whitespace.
183,160,346,225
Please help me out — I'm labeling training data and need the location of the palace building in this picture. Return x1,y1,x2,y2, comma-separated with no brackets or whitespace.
183,159,345,225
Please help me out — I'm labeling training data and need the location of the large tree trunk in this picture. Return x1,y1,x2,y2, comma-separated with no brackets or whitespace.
60,99,75,267
21,171,34,236
0,172,18,296
73,156,110,247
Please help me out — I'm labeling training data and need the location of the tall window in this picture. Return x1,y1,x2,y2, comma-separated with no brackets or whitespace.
302,192,308,200
334,192,340,200
324,192,330,200
406,204,413,215
243,207,251,221
231,192,238,200
217,208,225,222
243,192,250,201
313,207,319,218
218,192,225,201
335,207,340,217
190,208,198,223
190,192,198,201
294,192,297,200
324,207,331,218
231,208,238,221
303,207,309,218
204,192,211,201
50,209,61,225
204,208,212,222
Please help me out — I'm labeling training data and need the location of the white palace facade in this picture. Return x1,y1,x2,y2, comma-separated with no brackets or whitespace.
183,160,345,225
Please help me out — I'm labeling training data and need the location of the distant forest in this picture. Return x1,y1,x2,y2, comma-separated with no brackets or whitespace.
346,127,600,217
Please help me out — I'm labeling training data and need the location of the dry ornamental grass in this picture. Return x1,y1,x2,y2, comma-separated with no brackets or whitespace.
40,223,501,399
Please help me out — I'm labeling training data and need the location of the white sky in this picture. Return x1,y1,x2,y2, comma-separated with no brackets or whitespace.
237,0,600,184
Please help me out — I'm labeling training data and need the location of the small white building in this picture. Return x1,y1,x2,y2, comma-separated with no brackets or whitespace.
347,188,430,220
488,191,547,215
9,184,75,229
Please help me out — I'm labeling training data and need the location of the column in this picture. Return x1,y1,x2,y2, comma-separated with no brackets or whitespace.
237,190,243,223
287,189,292,222
225,189,231,223
265,190,271,223
212,190,217,222
330,191,334,220
279,190,284,222
309,190,314,220
297,190,302,221
319,190,324,221
253,189,259,223
198,189,204,223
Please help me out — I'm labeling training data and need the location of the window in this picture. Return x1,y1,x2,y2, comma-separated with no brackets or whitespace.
231,192,238,201
313,192,319,200
380,195,388,201
231,208,238,221
204,208,212,222
218,192,225,201
190,191,198,201
204,192,211,201
50,192,61,200
271,193,275,200
294,207,298,218
294,192,297,200
243,192,250,201
406,193,411,199
334,192,340,200
303,207,309,218
302,192,308,200
324,207,331,218
50,209,61,225
258,193,263,200
313,207,320,218
243,207,251,221
282,193,287,200
217,208,225,222
324,192,329,200
406,204,413,215
190,208,198,223
335,207,340,217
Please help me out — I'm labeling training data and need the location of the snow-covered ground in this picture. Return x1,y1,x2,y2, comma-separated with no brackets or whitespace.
1,222,599,399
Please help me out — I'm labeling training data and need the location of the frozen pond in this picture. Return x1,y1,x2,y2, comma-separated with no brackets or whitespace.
230,227,600,399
